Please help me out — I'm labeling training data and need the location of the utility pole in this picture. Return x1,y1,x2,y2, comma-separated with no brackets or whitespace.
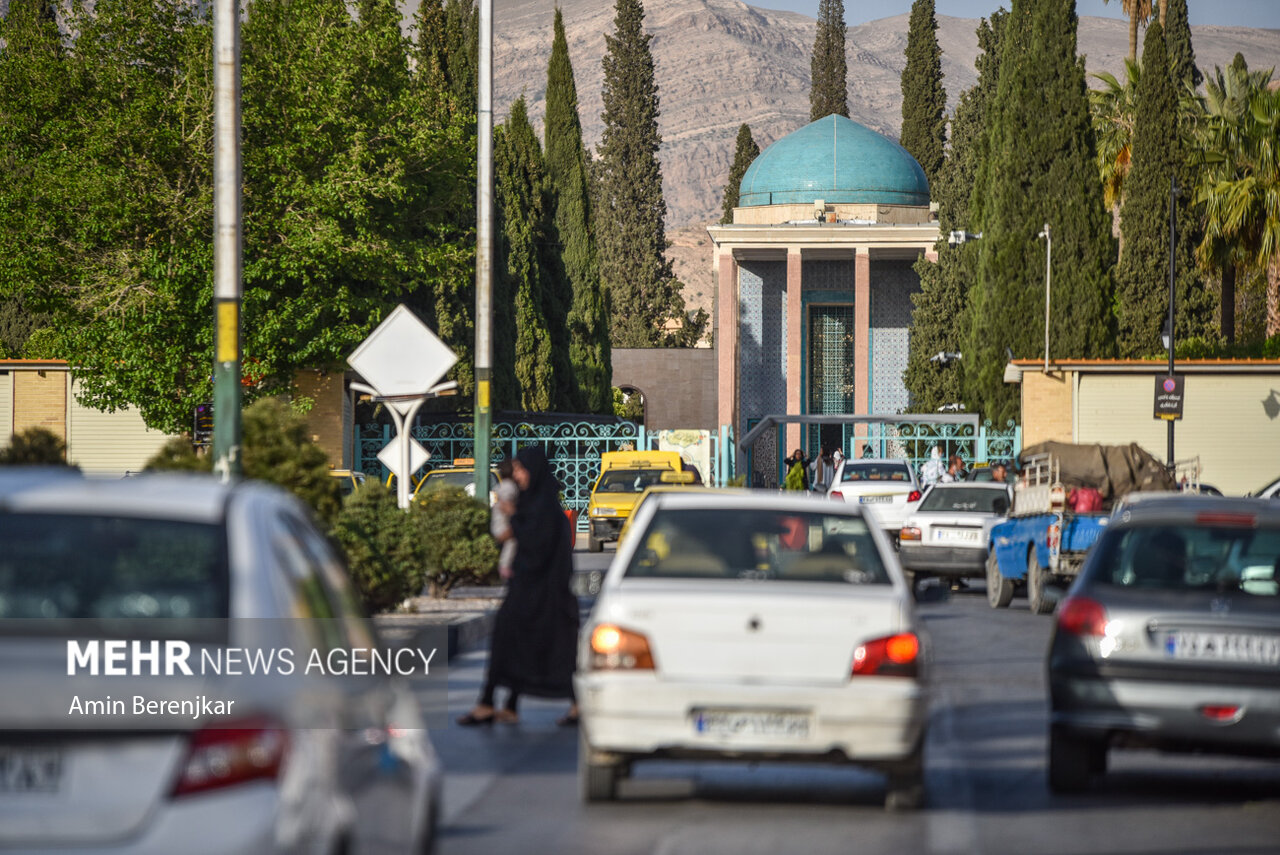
1167,177,1177,468
473,0,494,497
1038,223,1051,372
212,0,242,480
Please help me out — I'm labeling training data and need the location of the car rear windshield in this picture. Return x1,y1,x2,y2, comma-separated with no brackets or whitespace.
423,470,497,491
920,487,1010,515
840,463,911,483
0,513,229,620
625,507,890,584
596,469,672,494
1088,523,1280,599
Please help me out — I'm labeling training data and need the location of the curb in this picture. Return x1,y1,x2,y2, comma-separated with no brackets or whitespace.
373,612,496,661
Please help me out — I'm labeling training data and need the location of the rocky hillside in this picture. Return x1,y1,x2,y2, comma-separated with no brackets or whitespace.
489,0,1280,227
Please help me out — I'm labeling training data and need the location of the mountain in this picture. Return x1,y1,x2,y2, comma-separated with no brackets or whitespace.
486,0,1280,227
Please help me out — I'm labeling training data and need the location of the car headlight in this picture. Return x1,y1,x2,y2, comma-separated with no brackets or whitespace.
592,507,616,517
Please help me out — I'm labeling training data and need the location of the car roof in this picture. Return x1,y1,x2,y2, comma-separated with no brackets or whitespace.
646,490,868,515
0,469,237,524
1110,495,1280,527
839,458,912,467
926,481,1008,490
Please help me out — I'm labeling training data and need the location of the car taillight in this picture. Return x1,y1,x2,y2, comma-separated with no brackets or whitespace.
907,490,921,502
1195,512,1256,528
899,526,922,541
851,632,919,678
589,624,655,671
1056,597,1108,637
171,719,288,797
830,490,843,500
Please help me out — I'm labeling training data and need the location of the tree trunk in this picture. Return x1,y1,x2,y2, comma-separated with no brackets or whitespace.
1159,0,1167,28
1221,264,1236,343
1128,13,1139,62
1268,255,1280,338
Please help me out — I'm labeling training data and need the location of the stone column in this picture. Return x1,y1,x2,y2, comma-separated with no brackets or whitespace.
854,249,871,456
786,248,802,453
716,252,739,435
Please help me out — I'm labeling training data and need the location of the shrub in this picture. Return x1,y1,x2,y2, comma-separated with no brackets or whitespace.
145,398,341,523
416,486,499,598
0,427,72,466
330,482,430,613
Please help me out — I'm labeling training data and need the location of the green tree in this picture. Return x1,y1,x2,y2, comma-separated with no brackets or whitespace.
1090,58,1142,215
810,0,848,120
899,0,946,187
1115,23,1214,356
0,427,69,466
905,12,1004,413
1163,0,1200,87
545,8,611,413
965,0,1116,423
1195,56,1276,343
597,0,703,347
494,98,556,411
720,124,760,225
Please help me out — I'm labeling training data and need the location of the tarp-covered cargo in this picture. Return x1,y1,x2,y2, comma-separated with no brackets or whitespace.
1018,442,1175,504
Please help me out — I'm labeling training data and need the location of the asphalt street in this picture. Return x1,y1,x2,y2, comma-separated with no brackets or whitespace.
429,553,1280,855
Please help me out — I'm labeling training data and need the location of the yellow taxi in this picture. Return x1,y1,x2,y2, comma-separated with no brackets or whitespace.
586,450,690,552
328,468,368,497
614,473,746,547
414,458,500,505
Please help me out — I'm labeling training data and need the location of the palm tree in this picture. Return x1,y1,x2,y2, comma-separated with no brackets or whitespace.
1104,0,1154,62
1196,59,1280,338
1091,59,1142,216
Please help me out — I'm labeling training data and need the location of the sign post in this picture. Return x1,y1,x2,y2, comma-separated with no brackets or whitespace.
348,305,458,509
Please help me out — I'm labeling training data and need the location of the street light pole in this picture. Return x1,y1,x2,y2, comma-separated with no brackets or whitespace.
1038,224,1051,372
212,0,242,480
1167,177,1177,468
473,0,494,499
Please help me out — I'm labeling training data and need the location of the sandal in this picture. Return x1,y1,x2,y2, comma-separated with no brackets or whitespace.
456,708,496,727
494,710,519,725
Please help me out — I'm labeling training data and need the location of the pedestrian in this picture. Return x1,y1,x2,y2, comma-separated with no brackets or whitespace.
811,445,836,493
492,460,519,580
941,455,964,483
784,448,809,491
920,446,945,487
457,446,579,727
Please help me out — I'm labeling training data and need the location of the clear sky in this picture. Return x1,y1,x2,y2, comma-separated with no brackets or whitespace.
745,1,1280,29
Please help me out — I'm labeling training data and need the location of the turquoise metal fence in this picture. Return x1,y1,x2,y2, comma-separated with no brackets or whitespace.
356,419,644,518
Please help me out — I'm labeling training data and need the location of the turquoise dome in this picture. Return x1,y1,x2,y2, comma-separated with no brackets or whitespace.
738,114,930,208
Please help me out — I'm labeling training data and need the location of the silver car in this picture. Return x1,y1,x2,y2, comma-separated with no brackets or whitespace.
898,482,1011,591
1047,496,1280,793
0,470,442,853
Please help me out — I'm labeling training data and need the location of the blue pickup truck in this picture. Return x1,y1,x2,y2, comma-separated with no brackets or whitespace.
985,443,1178,614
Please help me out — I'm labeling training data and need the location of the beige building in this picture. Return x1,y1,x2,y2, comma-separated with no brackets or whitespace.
1009,359,1280,495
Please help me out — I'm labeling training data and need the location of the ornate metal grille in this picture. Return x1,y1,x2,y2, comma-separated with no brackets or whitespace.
809,305,855,415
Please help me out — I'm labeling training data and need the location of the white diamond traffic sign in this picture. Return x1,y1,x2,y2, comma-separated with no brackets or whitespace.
377,433,429,482
347,304,458,397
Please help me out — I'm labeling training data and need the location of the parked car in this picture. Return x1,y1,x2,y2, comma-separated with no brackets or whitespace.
576,492,928,809
899,482,1012,595
826,458,922,542
0,469,442,853
1250,474,1280,499
328,467,367,496
1047,495,1280,793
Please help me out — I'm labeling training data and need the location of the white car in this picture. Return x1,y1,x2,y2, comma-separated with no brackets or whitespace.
575,492,928,809
898,482,1012,593
0,470,441,854
826,458,922,539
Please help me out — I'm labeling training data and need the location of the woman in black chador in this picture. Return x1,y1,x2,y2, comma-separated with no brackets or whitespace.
457,445,579,725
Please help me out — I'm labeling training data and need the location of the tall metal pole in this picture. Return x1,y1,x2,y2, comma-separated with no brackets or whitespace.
473,0,494,498
212,0,242,480
1167,177,1177,468
1042,223,1051,372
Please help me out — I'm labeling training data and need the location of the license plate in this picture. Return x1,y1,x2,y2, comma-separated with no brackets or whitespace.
934,527,981,545
859,495,893,505
692,709,811,739
0,747,63,793
1164,631,1280,665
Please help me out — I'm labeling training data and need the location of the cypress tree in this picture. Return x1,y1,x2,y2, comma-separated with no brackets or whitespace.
899,0,946,187
1164,0,1201,87
905,12,1005,413
545,8,610,413
810,0,848,121
495,97,556,411
720,124,759,225
598,0,699,347
965,0,1116,424
441,0,478,112
1115,24,1213,357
